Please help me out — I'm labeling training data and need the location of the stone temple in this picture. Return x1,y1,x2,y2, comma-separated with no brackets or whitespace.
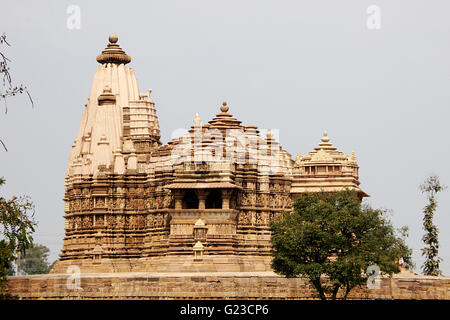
51,35,367,274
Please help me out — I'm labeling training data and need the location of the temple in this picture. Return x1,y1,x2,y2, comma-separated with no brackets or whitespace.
51,35,367,273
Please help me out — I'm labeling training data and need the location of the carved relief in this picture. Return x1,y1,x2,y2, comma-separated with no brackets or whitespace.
74,216,82,229
137,215,145,229
81,198,90,210
96,215,104,227
74,199,81,211
137,198,144,210
107,215,116,228
82,215,92,229
96,197,105,208
116,215,124,227
163,194,172,208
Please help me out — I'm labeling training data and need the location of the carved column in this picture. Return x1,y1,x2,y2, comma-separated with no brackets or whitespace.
172,190,184,210
196,190,209,210
221,189,233,209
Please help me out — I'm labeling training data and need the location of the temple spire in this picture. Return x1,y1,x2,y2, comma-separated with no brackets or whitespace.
96,34,131,65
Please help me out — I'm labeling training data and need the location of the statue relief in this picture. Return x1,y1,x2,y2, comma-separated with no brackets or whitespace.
82,215,91,228
163,194,172,208
156,196,163,209
256,211,262,225
137,215,145,229
96,197,105,208
107,215,116,228
242,193,249,206
249,193,256,205
261,211,269,225
145,198,152,210
96,215,104,227
131,198,138,210
116,215,124,227
111,198,117,209
250,211,256,225
238,211,247,225
75,216,82,229
138,198,144,210
118,198,125,210
74,199,81,211
156,214,162,227
81,198,90,210
130,215,138,229
68,217,75,230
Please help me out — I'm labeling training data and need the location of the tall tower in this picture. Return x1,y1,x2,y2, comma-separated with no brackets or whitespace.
53,35,161,272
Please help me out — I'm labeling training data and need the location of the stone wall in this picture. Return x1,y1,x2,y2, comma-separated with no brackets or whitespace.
4,272,450,300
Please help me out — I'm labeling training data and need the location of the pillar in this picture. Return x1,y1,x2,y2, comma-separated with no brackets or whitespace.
196,190,209,210
221,189,233,209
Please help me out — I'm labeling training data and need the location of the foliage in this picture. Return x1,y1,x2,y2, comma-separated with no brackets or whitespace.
419,175,446,276
0,177,36,292
270,190,412,300
21,244,52,275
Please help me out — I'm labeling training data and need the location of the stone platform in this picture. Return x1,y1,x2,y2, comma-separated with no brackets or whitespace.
5,271,450,300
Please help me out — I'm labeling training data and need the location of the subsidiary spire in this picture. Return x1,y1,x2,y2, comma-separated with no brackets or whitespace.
96,34,131,65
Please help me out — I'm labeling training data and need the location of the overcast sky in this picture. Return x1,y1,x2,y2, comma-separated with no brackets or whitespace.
1,0,449,275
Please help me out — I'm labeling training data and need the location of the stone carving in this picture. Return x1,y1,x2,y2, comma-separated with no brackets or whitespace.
96,215,104,227
96,197,105,208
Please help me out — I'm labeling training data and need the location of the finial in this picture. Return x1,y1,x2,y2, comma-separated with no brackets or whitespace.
96,34,131,65
266,129,273,139
109,34,118,43
220,101,229,113
321,130,330,143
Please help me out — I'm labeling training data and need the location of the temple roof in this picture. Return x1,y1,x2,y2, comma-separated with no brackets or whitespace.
298,131,356,164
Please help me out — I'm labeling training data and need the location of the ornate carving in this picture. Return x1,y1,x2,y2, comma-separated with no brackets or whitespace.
96,215,104,227
107,215,116,228
96,197,105,208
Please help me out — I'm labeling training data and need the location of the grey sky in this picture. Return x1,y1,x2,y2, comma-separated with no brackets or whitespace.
1,0,449,275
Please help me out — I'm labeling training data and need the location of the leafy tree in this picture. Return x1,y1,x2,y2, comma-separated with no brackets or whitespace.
419,175,446,276
21,244,52,274
0,177,36,292
270,190,412,300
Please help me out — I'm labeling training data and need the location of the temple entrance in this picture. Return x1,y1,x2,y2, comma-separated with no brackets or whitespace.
206,189,222,209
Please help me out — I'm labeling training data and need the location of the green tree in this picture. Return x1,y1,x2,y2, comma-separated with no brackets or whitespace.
21,244,52,274
0,177,36,292
419,175,446,276
270,190,412,300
